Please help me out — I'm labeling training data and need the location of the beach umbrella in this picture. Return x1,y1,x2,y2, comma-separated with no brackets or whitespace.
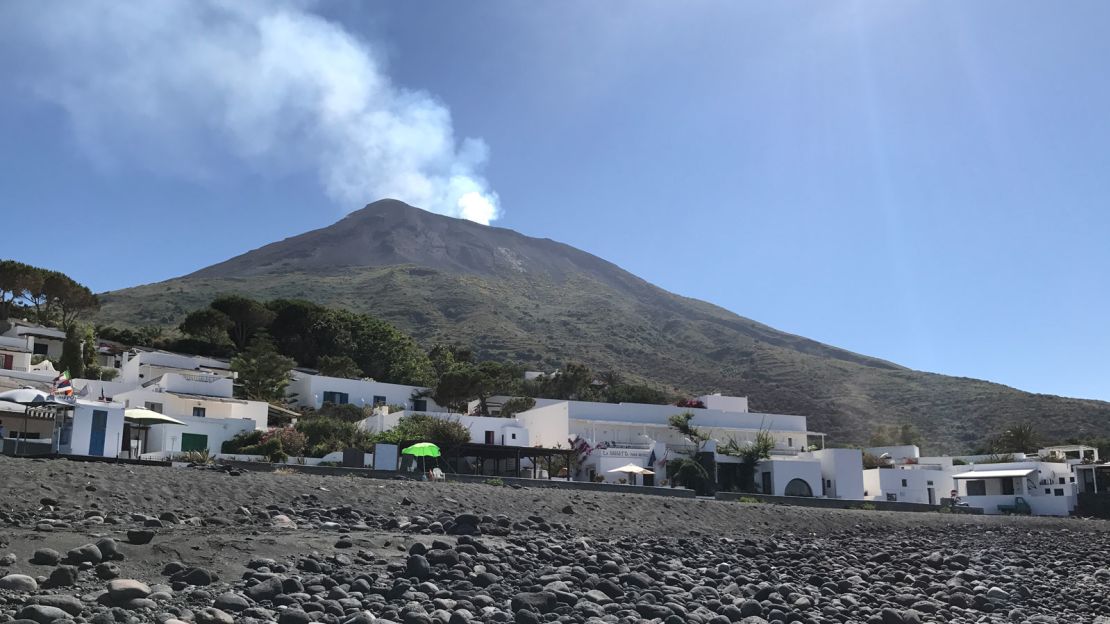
0,388,50,405
124,408,186,457
608,462,654,484
402,442,441,475
608,463,654,475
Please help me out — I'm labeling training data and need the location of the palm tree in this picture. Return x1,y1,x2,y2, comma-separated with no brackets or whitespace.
995,422,1041,453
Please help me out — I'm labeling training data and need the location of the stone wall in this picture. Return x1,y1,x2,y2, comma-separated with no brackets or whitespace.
715,491,984,514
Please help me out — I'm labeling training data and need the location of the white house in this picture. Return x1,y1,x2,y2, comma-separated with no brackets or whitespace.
74,350,267,457
361,410,531,447
514,393,859,496
861,444,1090,515
286,371,445,412
0,397,125,458
0,335,34,373
1,321,66,360
116,349,234,386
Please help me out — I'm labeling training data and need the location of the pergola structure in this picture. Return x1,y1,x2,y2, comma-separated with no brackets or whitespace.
0,401,71,456
396,440,577,480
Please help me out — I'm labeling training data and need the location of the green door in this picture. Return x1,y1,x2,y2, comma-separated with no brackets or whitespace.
181,433,209,452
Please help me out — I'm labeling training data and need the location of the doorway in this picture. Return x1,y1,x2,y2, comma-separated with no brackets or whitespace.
927,487,936,505
760,472,773,495
88,410,107,456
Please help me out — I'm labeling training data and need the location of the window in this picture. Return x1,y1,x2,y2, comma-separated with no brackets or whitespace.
1054,488,1064,497
33,343,48,356
412,399,427,412
322,391,348,405
1058,477,1065,485
372,395,387,406
966,480,986,496
484,431,495,445
901,479,908,487
787,437,793,447
1045,488,1051,494
144,402,163,414
1001,479,1014,495
511,433,517,440
192,407,206,418
927,480,934,486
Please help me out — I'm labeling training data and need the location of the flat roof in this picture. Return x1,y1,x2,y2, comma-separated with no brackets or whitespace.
952,468,1036,479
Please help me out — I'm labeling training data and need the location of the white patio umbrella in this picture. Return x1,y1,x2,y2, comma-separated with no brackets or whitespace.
0,388,50,405
608,463,655,475
124,408,186,458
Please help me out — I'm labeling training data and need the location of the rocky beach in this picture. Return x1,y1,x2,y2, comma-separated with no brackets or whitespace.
1,456,1108,624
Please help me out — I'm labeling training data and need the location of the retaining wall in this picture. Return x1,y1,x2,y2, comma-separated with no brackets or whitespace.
217,459,697,498
716,491,983,514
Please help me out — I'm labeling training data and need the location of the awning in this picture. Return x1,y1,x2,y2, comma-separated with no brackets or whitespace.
952,468,1036,479
124,408,186,426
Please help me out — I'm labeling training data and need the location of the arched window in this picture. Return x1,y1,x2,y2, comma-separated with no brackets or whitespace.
784,478,813,497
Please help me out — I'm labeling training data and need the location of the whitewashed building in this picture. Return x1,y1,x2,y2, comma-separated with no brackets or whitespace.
862,444,1093,516
1,321,66,360
74,350,266,457
286,371,445,412
516,393,861,497
0,397,125,458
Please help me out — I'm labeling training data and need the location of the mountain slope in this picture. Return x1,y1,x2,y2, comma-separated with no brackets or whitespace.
96,200,1110,452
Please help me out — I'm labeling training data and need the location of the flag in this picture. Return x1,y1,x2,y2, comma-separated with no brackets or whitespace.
54,370,73,396
76,384,89,398
647,449,657,467
656,449,669,468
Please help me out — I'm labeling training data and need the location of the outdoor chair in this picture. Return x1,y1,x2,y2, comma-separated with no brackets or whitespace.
431,467,446,482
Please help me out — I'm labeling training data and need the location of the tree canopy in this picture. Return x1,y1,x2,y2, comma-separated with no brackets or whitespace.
230,334,295,401
0,260,99,328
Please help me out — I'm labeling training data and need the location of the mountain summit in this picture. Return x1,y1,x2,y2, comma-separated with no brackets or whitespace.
99,200,1110,451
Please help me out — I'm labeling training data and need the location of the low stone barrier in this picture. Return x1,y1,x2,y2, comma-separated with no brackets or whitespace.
715,491,983,514
216,459,697,498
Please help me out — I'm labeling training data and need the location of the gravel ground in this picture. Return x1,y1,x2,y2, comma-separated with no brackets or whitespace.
0,456,1108,624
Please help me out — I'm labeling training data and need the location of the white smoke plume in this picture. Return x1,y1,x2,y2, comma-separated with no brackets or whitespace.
0,2,501,224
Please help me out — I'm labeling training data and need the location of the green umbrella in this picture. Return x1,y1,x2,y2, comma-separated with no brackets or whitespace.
402,442,441,457
402,442,441,476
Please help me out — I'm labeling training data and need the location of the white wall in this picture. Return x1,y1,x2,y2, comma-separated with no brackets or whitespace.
562,400,808,433
0,337,33,372
867,467,949,504
698,394,749,413
156,372,234,398
287,372,441,411
864,445,921,461
759,459,823,496
66,401,125,457
118,351,232,387
517,402,570,448
145,414,256,455
810,448,865,499
115,388,267,431
364,411,530,446
583,447,654,484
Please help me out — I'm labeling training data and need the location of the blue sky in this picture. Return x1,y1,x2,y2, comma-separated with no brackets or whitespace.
1,2,1108,401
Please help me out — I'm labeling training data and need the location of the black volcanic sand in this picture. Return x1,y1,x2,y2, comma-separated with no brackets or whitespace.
0,456,1108,624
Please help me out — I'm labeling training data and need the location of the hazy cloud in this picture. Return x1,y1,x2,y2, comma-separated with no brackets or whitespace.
0,2,501,224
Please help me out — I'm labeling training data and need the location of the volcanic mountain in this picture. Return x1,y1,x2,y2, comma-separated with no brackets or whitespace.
97,199,1110,451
